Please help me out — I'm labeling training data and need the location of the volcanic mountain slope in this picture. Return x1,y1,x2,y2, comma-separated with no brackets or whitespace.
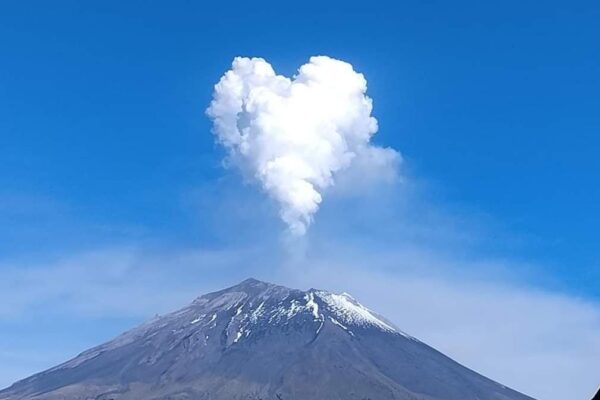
0,278,535,400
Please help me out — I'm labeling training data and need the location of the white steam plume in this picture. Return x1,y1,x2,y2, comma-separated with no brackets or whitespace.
207,56,399,235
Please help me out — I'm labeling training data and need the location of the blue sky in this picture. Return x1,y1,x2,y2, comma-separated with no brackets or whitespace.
1,1,599,399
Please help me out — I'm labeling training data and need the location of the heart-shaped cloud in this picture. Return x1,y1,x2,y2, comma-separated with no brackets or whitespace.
207,56,400,235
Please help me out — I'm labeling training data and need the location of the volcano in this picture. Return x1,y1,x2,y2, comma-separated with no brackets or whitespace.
0,278,535,400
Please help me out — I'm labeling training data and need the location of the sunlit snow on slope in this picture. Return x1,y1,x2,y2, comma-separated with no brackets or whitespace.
315,291,412,338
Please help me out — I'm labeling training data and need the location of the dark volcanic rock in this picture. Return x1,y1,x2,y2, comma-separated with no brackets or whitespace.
0,278,535,400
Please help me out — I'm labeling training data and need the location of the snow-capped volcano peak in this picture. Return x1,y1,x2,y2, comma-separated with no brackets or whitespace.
186,279,409,342
0,278,535,400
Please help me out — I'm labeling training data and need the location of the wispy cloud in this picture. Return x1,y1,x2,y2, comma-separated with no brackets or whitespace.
0,247,264,319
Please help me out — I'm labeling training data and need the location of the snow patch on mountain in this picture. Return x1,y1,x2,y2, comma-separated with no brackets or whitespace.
315,291,412,338
305,292,321,320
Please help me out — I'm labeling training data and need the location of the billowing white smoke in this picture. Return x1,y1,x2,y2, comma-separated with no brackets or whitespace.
207,56,399,235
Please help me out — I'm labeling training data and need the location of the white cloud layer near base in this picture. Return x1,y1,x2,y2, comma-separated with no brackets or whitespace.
207,56,400,235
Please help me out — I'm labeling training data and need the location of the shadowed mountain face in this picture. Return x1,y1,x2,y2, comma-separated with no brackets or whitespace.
0,279,535,400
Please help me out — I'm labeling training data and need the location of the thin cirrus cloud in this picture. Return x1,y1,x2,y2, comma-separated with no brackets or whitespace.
206,55,400,236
